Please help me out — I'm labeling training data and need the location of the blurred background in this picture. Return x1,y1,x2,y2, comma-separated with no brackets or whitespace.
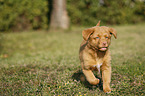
0,0,145,95
0,0,144,32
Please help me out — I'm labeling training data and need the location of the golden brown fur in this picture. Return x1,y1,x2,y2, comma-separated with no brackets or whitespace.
79,21,117,93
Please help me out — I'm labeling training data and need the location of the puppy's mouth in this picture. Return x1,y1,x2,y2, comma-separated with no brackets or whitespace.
99,47,107,51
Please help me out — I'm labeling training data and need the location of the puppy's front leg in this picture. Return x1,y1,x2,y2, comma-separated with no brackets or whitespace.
82,69,99,85
102,67,111,93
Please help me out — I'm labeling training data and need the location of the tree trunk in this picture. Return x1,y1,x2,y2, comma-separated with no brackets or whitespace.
99,0,105,5
50,0,69,30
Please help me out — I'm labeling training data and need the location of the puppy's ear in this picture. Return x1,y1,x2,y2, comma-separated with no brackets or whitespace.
109,28,117,39
96,20,101,26
82,28,94,41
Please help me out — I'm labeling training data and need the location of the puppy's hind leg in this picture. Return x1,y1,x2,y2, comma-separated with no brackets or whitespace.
82,69,99,85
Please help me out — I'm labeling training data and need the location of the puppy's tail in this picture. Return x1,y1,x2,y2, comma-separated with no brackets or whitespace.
96,20,101,26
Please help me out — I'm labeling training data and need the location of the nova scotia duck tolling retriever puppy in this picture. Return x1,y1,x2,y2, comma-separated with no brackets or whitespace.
79,21,117,93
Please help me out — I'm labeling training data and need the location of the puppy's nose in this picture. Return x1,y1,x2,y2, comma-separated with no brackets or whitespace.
102,42,107,46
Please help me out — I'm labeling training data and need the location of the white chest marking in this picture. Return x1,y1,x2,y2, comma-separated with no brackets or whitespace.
93,63,103,73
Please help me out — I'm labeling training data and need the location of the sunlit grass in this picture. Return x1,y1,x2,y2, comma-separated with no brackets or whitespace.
0,24,145,95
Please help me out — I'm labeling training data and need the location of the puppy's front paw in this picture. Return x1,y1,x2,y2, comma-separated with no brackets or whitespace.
103,87,111,93
89,78,100,85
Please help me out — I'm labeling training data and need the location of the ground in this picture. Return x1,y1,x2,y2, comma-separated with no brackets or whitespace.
0,24,145,95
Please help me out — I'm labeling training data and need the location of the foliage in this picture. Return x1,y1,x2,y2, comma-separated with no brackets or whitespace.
0,0,145,31
0,0,49,31
67,0,145,26
0,24,145,95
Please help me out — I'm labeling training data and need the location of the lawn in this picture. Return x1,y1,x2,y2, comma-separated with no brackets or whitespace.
0,24,145,95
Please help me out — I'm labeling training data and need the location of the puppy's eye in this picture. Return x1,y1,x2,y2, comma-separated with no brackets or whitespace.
96,37,99,39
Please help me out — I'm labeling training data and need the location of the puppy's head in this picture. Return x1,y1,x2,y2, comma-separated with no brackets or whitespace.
82,23,117,51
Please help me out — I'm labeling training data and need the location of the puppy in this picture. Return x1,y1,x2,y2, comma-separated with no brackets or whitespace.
79,21,117,93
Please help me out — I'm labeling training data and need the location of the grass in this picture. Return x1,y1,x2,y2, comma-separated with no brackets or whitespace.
0,24,145,95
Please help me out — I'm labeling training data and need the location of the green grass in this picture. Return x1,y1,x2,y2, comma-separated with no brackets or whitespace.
0,24,145,95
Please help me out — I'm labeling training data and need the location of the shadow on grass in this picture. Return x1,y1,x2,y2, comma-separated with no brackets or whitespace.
72,69,103,91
